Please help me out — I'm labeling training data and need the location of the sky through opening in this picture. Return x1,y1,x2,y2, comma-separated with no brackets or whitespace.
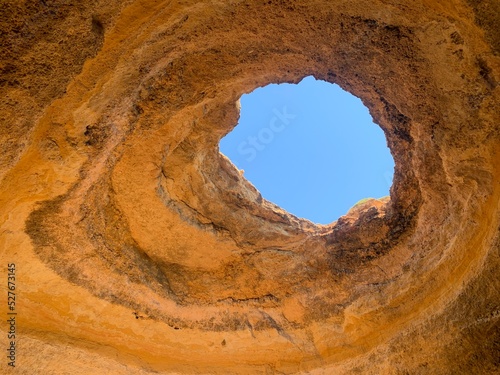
219,76,394,224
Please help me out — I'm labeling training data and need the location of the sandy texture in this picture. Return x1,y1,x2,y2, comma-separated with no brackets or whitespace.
1,0,499,373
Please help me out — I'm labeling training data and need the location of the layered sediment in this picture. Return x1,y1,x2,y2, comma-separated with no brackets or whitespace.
1,1,499,373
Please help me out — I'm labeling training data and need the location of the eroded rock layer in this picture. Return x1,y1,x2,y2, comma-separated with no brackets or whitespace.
1,0,499,374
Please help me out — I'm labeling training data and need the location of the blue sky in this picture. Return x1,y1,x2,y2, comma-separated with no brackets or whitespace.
219,76,394,224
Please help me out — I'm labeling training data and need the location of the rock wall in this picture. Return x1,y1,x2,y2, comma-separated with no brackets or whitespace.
1,0,499,374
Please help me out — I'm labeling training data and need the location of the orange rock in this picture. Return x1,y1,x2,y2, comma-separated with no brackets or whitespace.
0,0,499,373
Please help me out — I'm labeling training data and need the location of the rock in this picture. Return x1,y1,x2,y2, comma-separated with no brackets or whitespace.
0,0,499,374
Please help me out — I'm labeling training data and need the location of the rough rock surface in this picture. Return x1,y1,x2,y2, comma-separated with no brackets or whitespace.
1,0,499,374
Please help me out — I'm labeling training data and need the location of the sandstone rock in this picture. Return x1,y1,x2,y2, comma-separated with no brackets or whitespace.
1,0,499,374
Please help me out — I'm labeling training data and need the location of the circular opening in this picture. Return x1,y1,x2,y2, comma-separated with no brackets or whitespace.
220,76,394,224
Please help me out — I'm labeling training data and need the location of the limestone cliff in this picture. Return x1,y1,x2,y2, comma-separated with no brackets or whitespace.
1,0,499,373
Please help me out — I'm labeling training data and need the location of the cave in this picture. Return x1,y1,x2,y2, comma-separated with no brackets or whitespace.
0,0,499,373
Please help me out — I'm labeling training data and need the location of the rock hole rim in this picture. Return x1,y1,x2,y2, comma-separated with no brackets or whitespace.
219,75,395,224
